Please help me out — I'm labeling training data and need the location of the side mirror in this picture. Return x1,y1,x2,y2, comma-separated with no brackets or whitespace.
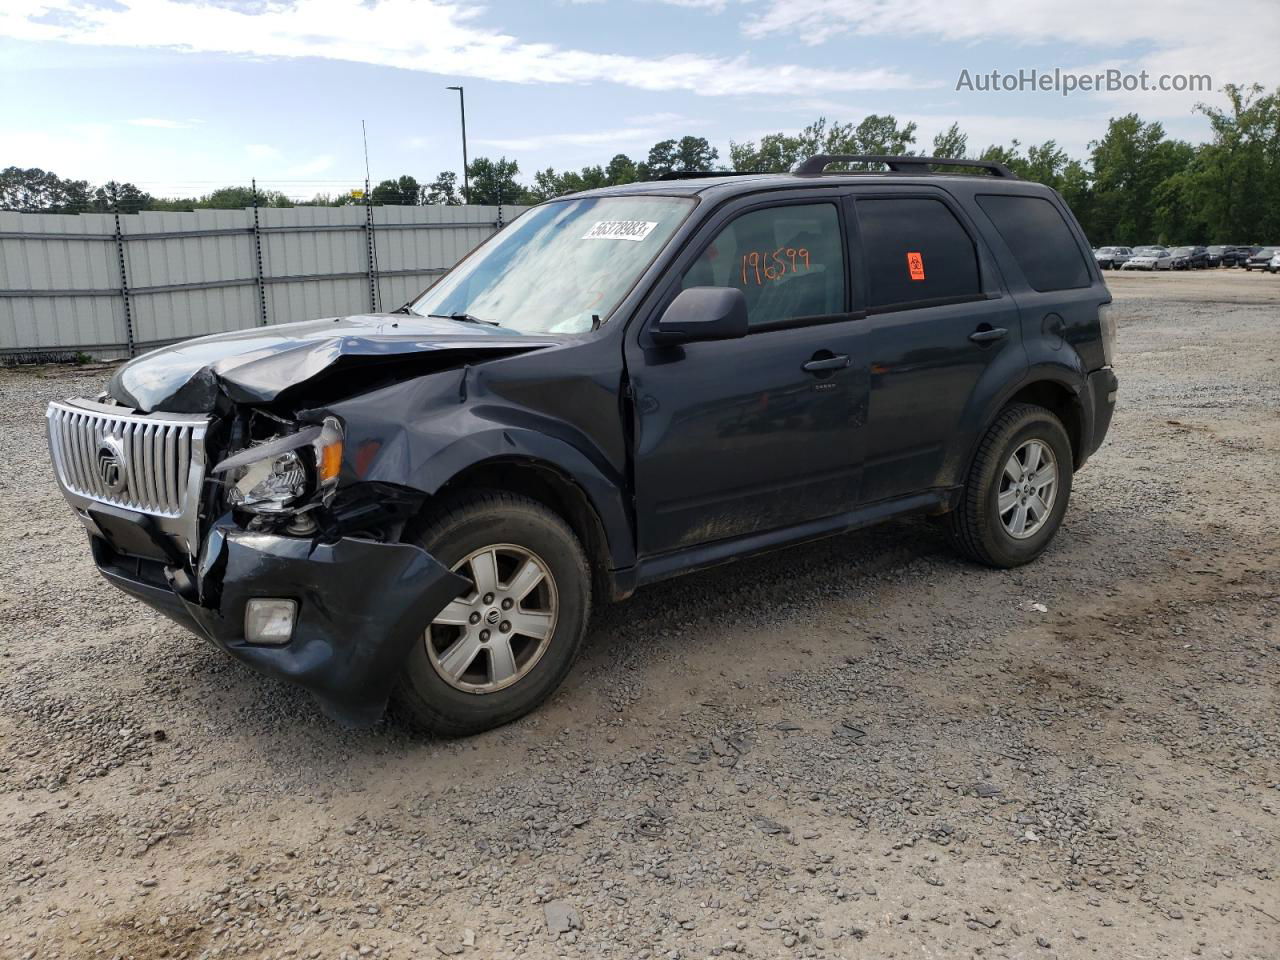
651,287,749,344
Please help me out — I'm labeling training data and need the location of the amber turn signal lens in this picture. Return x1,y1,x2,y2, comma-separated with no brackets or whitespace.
318,440,343,482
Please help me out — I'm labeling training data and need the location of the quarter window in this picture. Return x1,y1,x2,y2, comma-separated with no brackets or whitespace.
681,203,845,328
855,197,982,309
976,194,1092,292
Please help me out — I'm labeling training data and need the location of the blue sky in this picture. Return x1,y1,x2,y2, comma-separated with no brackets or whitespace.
1,0,1276,200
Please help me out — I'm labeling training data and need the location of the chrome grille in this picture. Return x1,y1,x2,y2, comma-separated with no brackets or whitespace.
46,398,210,555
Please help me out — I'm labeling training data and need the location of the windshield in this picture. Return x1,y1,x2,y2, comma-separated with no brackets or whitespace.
1172,247,1194,255
1098,247,1117,254
1135,247,1164,255
409,195,696,334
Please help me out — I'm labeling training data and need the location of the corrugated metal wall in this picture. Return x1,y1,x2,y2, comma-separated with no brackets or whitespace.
0,204,524,361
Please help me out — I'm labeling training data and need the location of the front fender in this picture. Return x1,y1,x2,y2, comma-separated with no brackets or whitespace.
316,372,637,571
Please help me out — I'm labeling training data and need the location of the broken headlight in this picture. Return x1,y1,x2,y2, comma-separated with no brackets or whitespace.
213,417,344,515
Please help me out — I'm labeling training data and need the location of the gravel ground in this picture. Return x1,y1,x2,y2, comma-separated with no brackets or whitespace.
1,269,1277,960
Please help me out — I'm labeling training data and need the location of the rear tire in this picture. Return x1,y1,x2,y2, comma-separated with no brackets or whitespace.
391,490,591,736
947,403,1074,568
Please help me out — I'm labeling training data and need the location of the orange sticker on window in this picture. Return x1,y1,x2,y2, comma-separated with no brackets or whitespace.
907,251,925,281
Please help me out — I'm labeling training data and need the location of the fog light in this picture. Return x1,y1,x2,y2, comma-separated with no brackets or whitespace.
245,598,297,646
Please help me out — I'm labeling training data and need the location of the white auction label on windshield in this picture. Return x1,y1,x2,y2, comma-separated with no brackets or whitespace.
581,220,658,242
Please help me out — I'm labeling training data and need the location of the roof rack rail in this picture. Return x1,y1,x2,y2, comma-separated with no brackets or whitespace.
793,155,1017,179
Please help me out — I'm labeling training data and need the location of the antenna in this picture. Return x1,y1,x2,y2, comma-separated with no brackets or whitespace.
361,119,372,184
360,120,381,313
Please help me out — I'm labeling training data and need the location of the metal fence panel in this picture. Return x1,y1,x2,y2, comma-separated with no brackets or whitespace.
0,211,124,357
0,204,526,361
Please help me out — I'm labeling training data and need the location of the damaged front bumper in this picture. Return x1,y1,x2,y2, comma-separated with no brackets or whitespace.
86,506,468,726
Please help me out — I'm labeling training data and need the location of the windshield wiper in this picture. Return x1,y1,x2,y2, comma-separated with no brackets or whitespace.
428,312,501,327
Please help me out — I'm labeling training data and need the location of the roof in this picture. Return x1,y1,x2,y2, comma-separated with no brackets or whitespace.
564,164,1050,204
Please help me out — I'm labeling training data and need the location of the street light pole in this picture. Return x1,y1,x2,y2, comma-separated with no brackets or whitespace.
446,85,469,203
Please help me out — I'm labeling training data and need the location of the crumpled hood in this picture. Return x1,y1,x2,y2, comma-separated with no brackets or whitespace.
109,314,556,413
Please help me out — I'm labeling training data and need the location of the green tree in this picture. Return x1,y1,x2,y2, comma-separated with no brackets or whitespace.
1088,115,1191,244
0,167,93,212
605,153,639,185
188,185,292,209
1191,83,1280,241
424,171,462,205
465,157,527,205
91,181,153,214
931,123,968,159
371,175,421,206
528,167,567,201
642,136,718,177
730,116,917,172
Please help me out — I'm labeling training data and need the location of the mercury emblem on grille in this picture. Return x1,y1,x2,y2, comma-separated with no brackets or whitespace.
96,435,128,495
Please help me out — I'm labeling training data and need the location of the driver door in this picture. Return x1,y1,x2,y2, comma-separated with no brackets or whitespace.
625,196,868,557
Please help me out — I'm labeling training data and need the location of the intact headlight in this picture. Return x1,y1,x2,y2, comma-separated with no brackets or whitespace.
213,417,344,515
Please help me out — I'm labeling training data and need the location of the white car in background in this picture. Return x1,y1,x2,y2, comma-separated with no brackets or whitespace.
1120,246,1175,270
1268,252,1280,274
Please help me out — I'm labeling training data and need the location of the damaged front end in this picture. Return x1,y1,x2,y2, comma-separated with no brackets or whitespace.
45,315,558,724
51,394,469,725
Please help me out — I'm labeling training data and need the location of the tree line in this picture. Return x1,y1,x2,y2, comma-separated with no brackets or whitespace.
3,83,1277,245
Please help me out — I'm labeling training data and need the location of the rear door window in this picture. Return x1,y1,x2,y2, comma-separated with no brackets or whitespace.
854,197,981,310
976,194,1092,292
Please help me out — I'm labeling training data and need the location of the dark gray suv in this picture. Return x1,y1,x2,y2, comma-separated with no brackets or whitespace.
47,155,1118,734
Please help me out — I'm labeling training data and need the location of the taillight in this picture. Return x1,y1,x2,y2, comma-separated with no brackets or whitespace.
1098,302,1116,366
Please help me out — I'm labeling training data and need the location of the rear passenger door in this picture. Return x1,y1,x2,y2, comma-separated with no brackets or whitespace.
846,190,1026,503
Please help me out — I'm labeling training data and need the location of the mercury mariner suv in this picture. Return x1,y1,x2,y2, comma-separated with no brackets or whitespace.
46,155,1118,735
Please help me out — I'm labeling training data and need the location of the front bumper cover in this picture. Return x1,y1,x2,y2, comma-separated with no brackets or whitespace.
91,512,468,726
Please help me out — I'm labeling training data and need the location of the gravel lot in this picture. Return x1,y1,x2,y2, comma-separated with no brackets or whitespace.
1,269,1277,960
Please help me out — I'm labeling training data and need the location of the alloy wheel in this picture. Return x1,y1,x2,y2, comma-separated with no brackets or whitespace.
426,544,559,694
998,440,1058,539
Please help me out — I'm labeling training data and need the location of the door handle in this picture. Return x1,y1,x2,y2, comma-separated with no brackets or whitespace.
802,354,850,373
969,327,1008,343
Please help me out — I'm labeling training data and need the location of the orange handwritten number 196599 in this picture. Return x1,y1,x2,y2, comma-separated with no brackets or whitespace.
740,247,810,286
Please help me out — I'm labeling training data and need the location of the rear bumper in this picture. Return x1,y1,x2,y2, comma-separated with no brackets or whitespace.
1078,366,1118,467
88,511,468,726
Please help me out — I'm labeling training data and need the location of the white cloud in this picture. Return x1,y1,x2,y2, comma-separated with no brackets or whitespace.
647,0,729,11
128,116,202,129
0,0,918,96
740,0,1279,114
246,143,281,160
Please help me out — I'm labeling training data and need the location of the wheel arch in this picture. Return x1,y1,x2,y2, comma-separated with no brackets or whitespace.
409,455,626,604
953,369,1089,500
1003,379,1085,466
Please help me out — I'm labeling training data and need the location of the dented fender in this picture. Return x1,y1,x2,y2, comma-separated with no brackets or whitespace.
317,367,638,571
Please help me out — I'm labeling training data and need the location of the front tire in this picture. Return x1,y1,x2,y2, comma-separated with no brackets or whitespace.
391,491,591,736
947,403,1074,568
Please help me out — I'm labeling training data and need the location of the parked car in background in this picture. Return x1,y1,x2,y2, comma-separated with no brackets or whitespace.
1093,246,1132,269
1268,251,1280,274
1243,246,1279,271
1206,245,1249,267
1120,246,1174,270
43,154,1117,734
1170,246,1209,270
